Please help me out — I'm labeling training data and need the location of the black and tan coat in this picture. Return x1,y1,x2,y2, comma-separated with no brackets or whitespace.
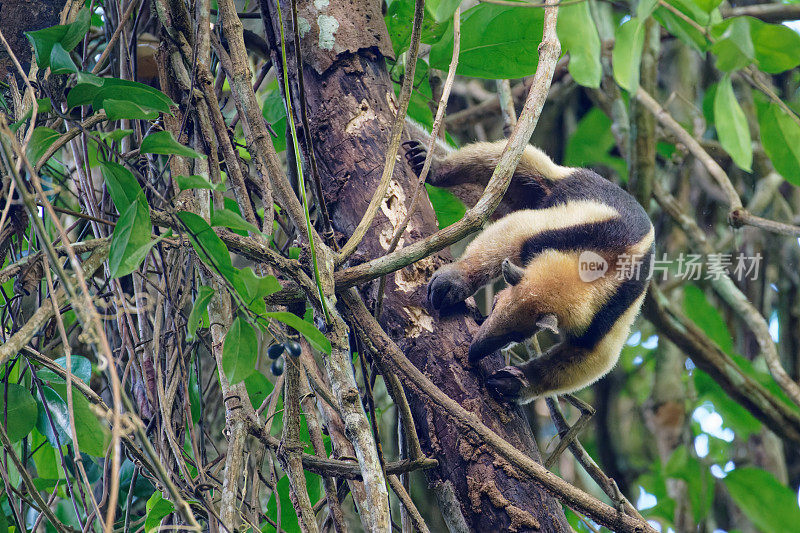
405,140,654,403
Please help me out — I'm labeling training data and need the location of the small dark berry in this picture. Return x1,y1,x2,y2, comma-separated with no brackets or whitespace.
267,344,284,359
285,340,302,357
270,358,284,376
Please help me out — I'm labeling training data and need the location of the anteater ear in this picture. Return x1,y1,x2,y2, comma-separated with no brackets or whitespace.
536,314,559,335
501,258,524,286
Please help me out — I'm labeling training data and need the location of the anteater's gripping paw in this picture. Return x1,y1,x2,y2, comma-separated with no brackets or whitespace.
486,366,529,403
402,140,427,178
427,267,472,310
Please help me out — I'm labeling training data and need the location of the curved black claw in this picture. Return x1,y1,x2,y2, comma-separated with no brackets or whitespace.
427,268,472,310
486,366,528,403
403,140,428,177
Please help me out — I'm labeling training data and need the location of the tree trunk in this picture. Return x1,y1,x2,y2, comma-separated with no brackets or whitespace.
260,0,570,530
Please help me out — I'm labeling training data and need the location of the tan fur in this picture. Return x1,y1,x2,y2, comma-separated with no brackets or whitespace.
455,200,621,289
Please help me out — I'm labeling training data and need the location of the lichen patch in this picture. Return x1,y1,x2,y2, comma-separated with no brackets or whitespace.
297,17,311,38
317,14,339,50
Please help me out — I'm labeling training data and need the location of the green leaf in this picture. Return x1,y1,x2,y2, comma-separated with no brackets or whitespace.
103,99,160,121
266,311,331,355
654,0,714,51
385,0,447,56
100,161,142,212
47,383,111,457
429,5,543,79
109,193,152,277
724,468,800,533
664,448,713,522
750,20,800,73
26,9,90,69
187,286,215,341
222,317,258,384
177,212,236,282
68,73,175,112
713,76,752,171
176,175,224,191
244,372,274,410
612,17,645,93
49,43,78,74
188,368,201,425
237,267,282,317
637,0,660,18
140,131,204,158
691,0,722,13
557,2,601,88
97,129,133,143
0,384,38,442
36,386,71,446
145,492,175,533
710,17,754,72
757,102,800,187
425,184,466,229
428,0,463,23
565,108,627,179
683,285,734,355
38,356,92,385
27,127,61,166
210,207,261,235
711,16,800,74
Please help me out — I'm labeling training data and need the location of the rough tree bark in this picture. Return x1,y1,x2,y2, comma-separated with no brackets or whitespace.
260,0,570,530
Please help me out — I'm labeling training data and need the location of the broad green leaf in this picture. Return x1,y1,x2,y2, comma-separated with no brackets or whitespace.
222,317,258,384
210,207,261,235
713,77,752,171
38,355,92,385
187,286,215,341
757,102,800,187
711,16,800,74
425,184,466,229
557,2,601,88
49,43,78,74
0,384,38,442
109,193,152,277
67,73,174,112
244,372,274,410
385,0,447,56
97,129,133,143
26,9,90,69
36,386,71,446
176,175,224,191
683,285,734,355
140,131,203,158
145,492,175,533
47,383,111,457
637,0,660,18
266,311,331,355
710,17,754,72
691,0,722,13
103,99,160,121
237,267,282,317
30,429,61,480
177,212,236,281
654,0,715,51
261,80,288,152
429,5,543,79
725,468,800,533
565,108,627,179
188,368,201,425
100,161,142,212
612,17,645,93
27,127,61,166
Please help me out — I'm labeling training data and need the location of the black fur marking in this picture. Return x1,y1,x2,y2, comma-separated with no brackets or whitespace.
538,169,652,242
520,218,637,264
570,247,654,349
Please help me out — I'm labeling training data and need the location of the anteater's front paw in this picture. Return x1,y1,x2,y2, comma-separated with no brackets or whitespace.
427,267,472,310
486,366,529,403
402,140,427,177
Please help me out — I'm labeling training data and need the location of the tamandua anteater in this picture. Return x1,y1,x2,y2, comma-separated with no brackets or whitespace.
404,140,654,404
